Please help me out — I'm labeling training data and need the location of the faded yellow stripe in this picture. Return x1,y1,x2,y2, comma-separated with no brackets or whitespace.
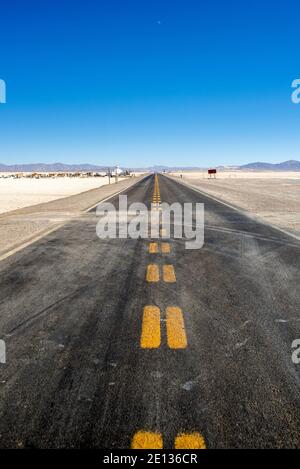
140,306,161,349
175,432,206,449
166,306,187,349
132,431,163,449
161,243,170,254
149,242,158,254
153,175,161,205
146,264,159,282
163,265,176,282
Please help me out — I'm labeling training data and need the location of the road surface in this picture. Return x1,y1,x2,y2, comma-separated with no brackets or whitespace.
0,174,300,448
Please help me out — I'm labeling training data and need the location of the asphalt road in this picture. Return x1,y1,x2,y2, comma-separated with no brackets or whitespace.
0,174,300,448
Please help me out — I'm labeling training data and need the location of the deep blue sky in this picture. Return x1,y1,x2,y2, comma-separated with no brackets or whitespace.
0,0,299,167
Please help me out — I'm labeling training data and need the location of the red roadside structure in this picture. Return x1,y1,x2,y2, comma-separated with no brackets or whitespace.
208,168,217,178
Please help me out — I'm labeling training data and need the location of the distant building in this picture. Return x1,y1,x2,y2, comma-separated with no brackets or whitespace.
111,165,124,176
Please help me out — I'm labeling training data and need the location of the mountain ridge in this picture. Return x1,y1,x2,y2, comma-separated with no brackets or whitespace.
240,160,300,170
0,160,299,172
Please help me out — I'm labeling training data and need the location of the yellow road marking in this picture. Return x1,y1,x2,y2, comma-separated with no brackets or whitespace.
140,306,161,349
131,431,163,449
149,242,158,254
152,175,161,206
163,265,176,282
175,432,206,449
166,306,187,349
146,264,159,282
161,243,170,254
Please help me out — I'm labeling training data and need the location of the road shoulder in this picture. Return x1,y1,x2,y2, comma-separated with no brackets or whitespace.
0,175,146,261
165,174,300,243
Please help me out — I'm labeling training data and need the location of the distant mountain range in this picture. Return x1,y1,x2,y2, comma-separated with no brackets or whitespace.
239,160,300,170
0,160,300,172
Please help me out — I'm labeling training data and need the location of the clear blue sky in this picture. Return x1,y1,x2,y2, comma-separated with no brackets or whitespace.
0,0,299,167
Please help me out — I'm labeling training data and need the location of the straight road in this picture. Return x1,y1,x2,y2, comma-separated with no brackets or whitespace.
0,174,300,448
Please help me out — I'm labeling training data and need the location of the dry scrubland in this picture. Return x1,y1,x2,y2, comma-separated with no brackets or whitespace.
0,175,123,214
171,171,300,237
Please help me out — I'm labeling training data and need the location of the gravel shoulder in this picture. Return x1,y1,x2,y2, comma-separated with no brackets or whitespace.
0,176,145,259
170,173,300,239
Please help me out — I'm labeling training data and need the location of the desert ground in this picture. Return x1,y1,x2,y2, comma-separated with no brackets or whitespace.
170,170,300,238
0,174,143,258
0,175,122,214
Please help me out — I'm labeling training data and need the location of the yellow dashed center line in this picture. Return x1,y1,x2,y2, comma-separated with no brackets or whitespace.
136,175,205,449
146,264,176,282
132,431,206,449
175,432,206,449
166,306,187,349
140,306,187,349
131,431,163,449
146,264,160,282
140,306,161,349
161,242,170,254
149,242,158,254
163,265,176,283
152,174,161,207
149,242,171,254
